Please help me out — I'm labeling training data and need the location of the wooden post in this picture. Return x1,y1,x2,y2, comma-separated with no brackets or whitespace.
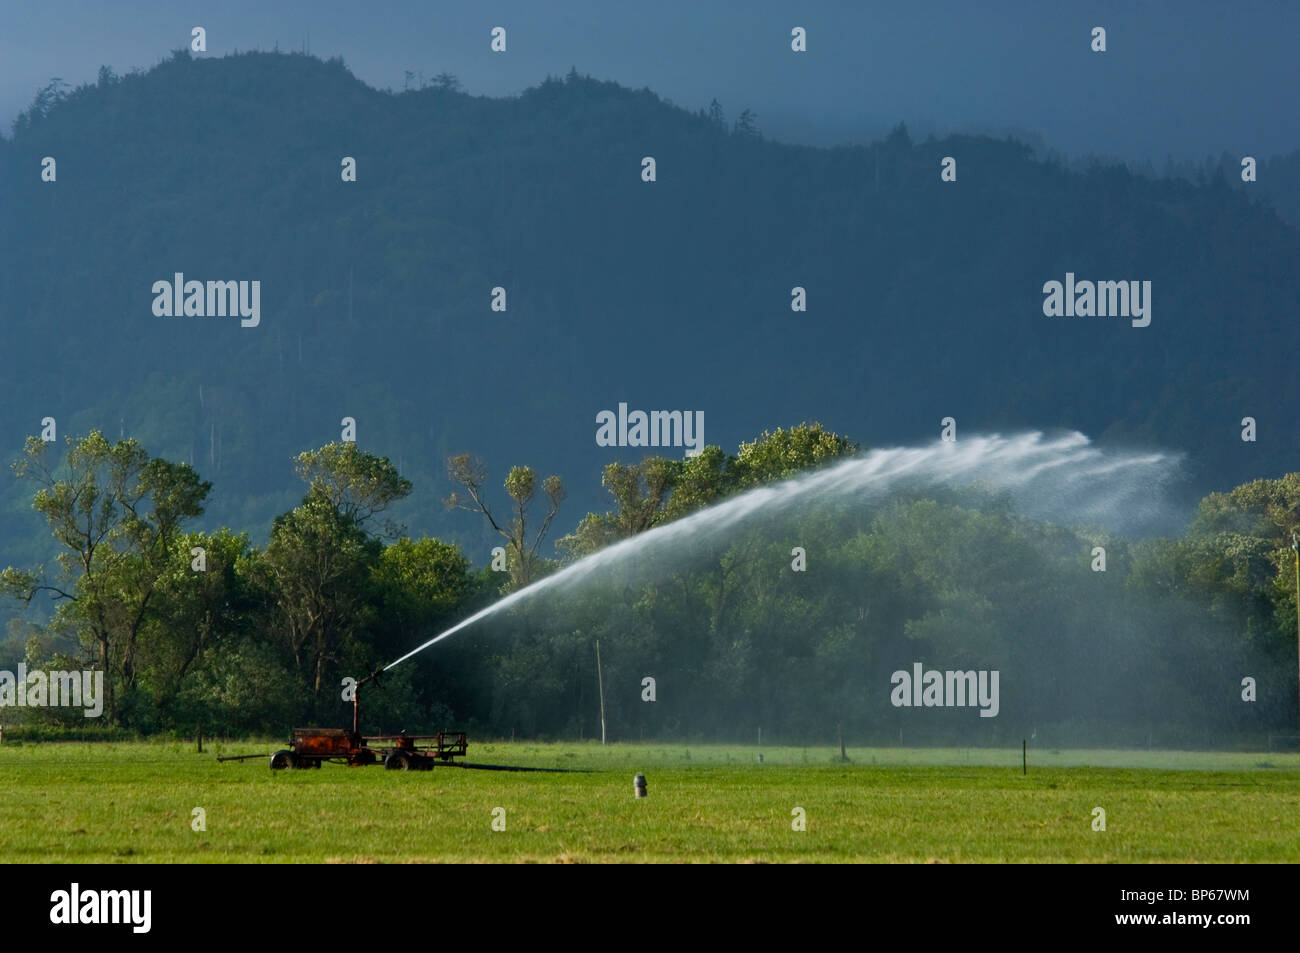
595,640,607,746
1022,739,1027,776
197,728,203,754
838,723,847,762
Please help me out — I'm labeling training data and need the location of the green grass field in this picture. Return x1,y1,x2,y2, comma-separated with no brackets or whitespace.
2,741,1298,862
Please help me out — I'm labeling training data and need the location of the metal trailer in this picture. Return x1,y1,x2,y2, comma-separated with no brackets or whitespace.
219,667,580,773
269,727,468,771
221,667,472,770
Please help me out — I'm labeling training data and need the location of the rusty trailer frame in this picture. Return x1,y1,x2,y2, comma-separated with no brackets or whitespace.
267,728,468,771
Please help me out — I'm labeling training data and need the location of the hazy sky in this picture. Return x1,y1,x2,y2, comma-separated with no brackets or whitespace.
2,0,1297,161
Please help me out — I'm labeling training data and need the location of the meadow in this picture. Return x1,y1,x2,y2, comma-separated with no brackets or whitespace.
1,741,1297,863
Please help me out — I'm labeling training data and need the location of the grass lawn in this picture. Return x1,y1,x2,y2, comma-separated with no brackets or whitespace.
1,741,1297,862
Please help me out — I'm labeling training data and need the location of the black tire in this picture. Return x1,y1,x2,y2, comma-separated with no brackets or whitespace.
385,751,411,771
270,749,296,771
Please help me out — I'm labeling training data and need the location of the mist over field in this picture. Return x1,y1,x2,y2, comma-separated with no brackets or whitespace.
419,432,1286,746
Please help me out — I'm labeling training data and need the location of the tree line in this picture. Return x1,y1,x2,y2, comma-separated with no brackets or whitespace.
2,423,1298,746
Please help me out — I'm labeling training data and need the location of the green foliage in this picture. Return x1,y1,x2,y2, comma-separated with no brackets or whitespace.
371,536,473,660
481,463,1300,744
136,528,255,721
661,445,732,520
293,441,412,530
1,434,482,735
1,422,1297,745
731,423,859,488
262,492,380,702
2,431,211,724
557,458,676,559
446,455,565,591
560,424,859,561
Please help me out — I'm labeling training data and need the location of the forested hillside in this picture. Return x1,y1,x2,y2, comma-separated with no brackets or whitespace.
1,50,1297,574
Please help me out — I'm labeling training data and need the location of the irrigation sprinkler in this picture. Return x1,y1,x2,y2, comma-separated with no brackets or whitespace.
217,661,585,774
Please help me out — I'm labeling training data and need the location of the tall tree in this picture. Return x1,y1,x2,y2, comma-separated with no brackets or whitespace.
135,528,253,718
445,455,565,590
733,108,760,139
261,492,378,701
293,441,412,531
730,422,859,488
432,71,462,92
256,443,413,703
706,98,725,129
558,458,675,559
0,431,210,722
373,536,474,657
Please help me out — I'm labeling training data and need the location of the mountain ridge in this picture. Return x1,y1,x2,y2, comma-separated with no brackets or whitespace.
1,49,1296,571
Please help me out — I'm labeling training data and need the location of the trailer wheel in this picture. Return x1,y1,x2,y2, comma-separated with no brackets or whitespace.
384,751,412,771
270,749,297,770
